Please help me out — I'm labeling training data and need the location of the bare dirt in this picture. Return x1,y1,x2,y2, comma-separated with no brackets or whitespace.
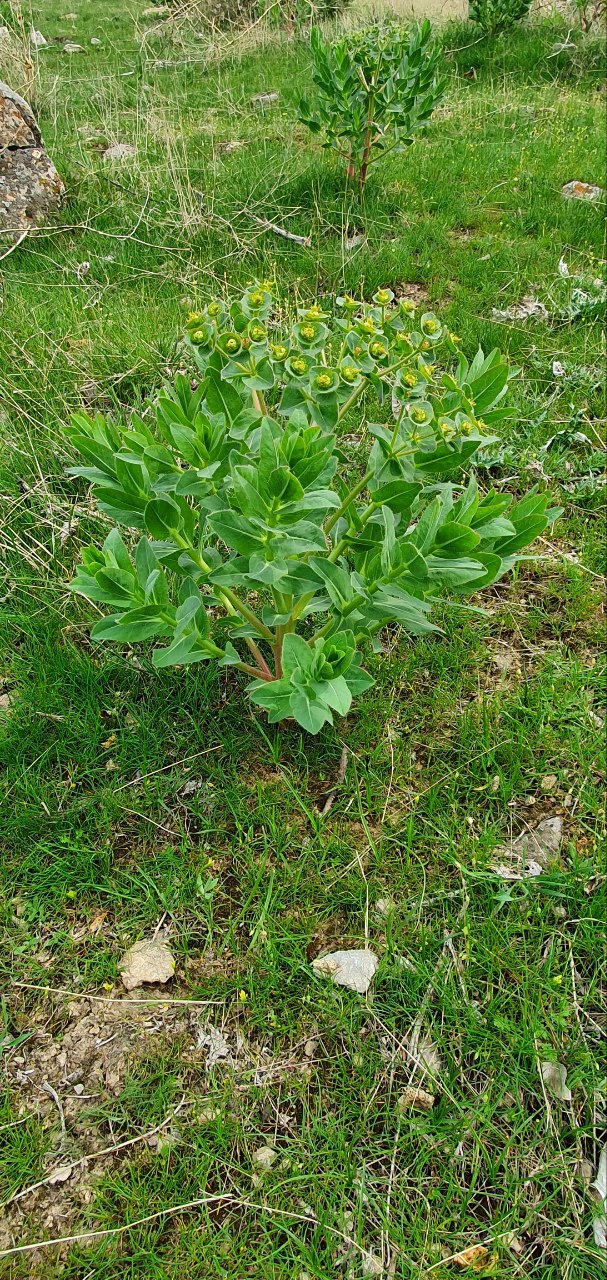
1,988,316,1261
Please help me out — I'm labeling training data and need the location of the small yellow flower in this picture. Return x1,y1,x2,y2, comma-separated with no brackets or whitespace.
402,371,417,387
238,989,248,1002
449,331,461,343
420,363,435,378
369,341,387,359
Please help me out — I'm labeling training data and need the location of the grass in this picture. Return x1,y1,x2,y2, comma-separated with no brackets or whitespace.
0,1,605,1276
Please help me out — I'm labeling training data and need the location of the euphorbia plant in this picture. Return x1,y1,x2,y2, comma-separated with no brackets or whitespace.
68,284,560,734
469,0,531,33
299,21,445,187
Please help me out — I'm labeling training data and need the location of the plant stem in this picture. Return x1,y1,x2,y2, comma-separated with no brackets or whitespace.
327,500,378,563
336,380,367,423
158,612,270,682
244,638,274,678
359,94,375,187
324,468,374,535
311,591,367,642
252,389,268,416
180,541,275,642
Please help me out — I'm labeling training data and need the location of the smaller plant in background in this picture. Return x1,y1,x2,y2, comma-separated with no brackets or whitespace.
468,0,531,34
550,257,607,323
299,21,445,188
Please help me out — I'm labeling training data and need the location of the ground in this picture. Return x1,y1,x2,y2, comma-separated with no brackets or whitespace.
0,1,605,1277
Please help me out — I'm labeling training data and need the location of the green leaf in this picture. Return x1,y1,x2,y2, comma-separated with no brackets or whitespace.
91,606,173,643
434,521,482,556
425,555,486,587
248,678,295,724
207,510,266,555
308,558,354,608
345,662,375,694
217,641,242,667
205,359,244,424
281,633,315,679
135,538,161,589
319,674,352,716
144,495,183,539
290,689,332,734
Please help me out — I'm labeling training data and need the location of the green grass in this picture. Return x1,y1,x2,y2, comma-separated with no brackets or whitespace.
0,2,605,1276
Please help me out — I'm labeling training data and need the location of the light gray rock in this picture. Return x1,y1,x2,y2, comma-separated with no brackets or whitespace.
312,948,378,994
102,142,136,163
562,180,604,201
0,81,65,238
118,937,175,991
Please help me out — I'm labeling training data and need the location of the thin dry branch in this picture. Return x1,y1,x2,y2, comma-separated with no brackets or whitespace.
250,214,311,247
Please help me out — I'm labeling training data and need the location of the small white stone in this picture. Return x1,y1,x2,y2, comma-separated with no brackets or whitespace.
252,1145,277,1171
312,948,378,995
118,937,175,991
102,142,136,163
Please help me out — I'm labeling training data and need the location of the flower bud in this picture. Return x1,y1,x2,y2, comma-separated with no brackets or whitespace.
248,322,267,344
369,340,387,359
271,343,289,362
218,331,243,356
286,354,311,379
311,368,339,395
410,406,429,424
373,287,394,306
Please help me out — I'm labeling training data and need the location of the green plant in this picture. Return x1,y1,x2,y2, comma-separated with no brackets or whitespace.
66,284,560,735
469,0,531,34
299,21,445,187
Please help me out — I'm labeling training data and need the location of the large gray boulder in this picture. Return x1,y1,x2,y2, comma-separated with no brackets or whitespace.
0,81,65,238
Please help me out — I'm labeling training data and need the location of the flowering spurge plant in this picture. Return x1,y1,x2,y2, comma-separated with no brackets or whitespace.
68,284,560,734
469,0,531,33
299,22,445,186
